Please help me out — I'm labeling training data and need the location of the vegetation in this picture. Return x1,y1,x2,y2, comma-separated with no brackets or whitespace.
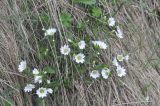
0,0,160,106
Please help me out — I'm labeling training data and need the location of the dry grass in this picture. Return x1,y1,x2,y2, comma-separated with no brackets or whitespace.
0,0,160,106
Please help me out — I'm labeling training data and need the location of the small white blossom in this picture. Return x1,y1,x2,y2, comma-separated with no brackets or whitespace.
47,88,53,94
92,41,108,49
60,45,71,55
32,68,39,75
36,87,48,98
47,80,51,84
34,75,42,84
112,57,119,66
115,26,123,38
24,84,35,92
124,55,129,61
116,65,126,77
108,17,116,26
44,28,57,36
101,69,111,79
18,60,27,72
90,70,100,79
74,53,85,63
117,54,124,62
68,39,73,43
145,96,149,102
78,40,86,49
42,28,46,31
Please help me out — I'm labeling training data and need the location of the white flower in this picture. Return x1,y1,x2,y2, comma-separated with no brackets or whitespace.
44,28,57,36
101,69,111,79
44,71,47,74
47,88,53,94
36,87,48,98
117,54,124,62
145,96,149,102
78,40,86,49
116,65,126,77
90,70,100,79
60,45,71,55
18,60,27,72
47,80,51,84
34,75,42,84
124,55,129,61
74,53,85,63
108,17,116,26
24,84,35,92
92,41,108,49
68,39,73,43
42,28,46,31
112,57,119,66
32,68,39,75
115,26,123,38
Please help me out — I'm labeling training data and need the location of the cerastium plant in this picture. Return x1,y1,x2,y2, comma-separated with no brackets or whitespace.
18,16,129,99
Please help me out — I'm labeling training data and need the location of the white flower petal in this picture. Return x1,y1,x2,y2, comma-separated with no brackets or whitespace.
112,57,119,66
47,80,51,84
101,69,111,79
124,55,129,61
74,53,85,63
78,40,86,49
92,41,108,49
18,60,27,72
34,75,42,84
60,45,71,55
116,65,126,77
45,28,56,36
24,84,35,92
116,26,123,38
32,68,39,75
108,17,116,26
47,88,53,94
36,87,48,98
68,39,73,43
90,70,100,79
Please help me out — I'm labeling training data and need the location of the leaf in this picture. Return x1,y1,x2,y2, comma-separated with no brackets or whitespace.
76,21,85,30
43,66,56,74
60,12,72,27
5,101,13,106
74,0,96,5
84,78,92,85
39,13,50,24
94,64,109,70
91,7,102,17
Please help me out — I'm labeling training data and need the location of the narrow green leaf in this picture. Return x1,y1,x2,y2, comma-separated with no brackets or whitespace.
73,0,96,5
43,66,56,74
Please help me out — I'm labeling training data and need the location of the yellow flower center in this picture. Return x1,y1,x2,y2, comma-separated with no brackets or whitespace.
117,55,124,61
40,89,44,93
64,48,68,53
93,70,97,74
77,55,82,60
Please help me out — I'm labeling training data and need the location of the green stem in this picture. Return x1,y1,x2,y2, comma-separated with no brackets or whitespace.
42,99,45,106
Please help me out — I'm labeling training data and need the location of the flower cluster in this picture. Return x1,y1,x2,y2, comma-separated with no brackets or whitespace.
88,18,129,79
60,40,108,64
18,61,53,98
90,68,111,79
44,28,57,36
19,20,127,99
112,54,129,77
108,17,123,38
